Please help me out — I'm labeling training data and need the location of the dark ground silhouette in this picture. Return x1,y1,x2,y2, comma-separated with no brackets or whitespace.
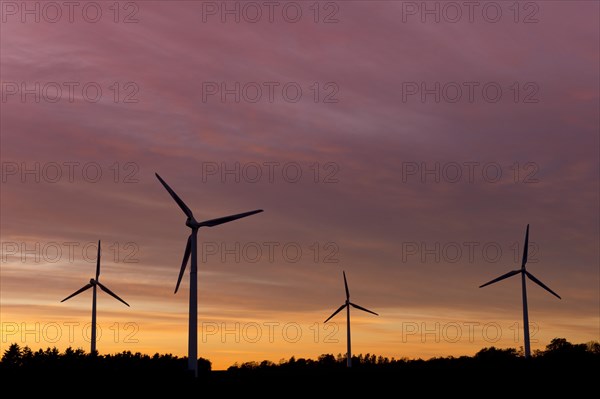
2,338,598,393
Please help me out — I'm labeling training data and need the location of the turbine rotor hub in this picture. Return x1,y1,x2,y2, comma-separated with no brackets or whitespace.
90,278,97,285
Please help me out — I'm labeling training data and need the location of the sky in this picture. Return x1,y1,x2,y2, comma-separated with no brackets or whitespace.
1,1,598,370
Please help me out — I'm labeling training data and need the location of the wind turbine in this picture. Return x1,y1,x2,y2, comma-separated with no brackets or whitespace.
155,173,263,377
479,224,561,358
61,240,129,354
324,271,378,367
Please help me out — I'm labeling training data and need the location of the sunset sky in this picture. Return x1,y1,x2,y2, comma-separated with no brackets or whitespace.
1,1,598,370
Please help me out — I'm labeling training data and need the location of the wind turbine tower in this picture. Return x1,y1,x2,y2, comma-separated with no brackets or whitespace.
324,271,378,367
480,224,561,358
155,173,263,377
61,240,130,354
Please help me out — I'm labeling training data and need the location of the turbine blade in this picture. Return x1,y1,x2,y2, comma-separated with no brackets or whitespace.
197,209,263,227
522,224,529,268
343,271,349,300
155,173,194,219
96,240,101,280
175,235,192,294
479,269,521,288
61,284,93,302
324,304,346,323
97,282,130,307
525,271,561,299
350,302,379,316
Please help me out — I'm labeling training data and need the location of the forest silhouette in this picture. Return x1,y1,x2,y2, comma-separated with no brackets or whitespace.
2,338,598,392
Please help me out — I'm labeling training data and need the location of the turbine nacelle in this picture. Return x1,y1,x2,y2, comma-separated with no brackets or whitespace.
89,278,97,286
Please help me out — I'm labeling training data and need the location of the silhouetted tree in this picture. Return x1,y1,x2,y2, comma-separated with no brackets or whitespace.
543,338,588,359
318,353,336,367
586,341,600,354
475,346,519,361
2,343,22,368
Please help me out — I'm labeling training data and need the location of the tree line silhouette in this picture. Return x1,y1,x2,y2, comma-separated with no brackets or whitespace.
226,338,599,371
2,338,598,383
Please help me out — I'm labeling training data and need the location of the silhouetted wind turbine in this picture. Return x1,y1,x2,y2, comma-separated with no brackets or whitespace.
324,271,378,367
61,240,129,354
479,224,561,358
155,173,263,377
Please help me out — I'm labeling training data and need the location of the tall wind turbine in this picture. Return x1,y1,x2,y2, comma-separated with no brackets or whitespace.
324,271,378,367
479,224,561,358
155,173,263,377
61,240,129,354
